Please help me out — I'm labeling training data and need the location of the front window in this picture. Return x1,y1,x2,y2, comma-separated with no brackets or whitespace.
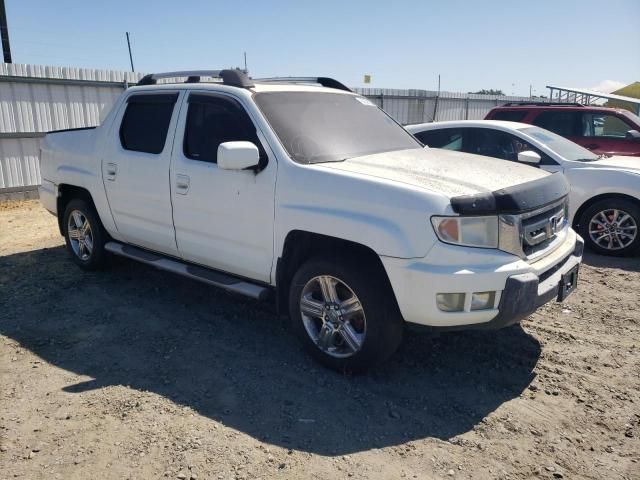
582,113,633,138
520,126,599,162
254,92,421,163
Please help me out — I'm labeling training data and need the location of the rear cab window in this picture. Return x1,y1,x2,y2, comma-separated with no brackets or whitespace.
119,93,179,154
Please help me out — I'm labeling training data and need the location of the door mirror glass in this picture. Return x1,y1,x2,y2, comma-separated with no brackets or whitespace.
626,129,640,140
217,141,260,170
517,150,541,164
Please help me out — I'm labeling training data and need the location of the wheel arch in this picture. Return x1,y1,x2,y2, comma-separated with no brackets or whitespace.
572,192,640,229
274,230,399,316
56,184,97,235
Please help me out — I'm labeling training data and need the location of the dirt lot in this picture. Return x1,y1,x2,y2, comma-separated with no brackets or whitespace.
0,200,639,480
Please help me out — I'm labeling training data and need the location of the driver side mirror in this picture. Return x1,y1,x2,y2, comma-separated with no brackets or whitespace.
517,150,541,165
626,129,640,141
217,141,260,170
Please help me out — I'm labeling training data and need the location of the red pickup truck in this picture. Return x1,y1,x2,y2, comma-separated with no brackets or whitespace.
485,103,640,157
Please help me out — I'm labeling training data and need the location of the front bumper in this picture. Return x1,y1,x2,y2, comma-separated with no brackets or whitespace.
472,238,583,330
381,229,583,330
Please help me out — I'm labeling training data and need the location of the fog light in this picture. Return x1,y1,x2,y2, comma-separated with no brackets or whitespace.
436,293,465,312
471,291,496,311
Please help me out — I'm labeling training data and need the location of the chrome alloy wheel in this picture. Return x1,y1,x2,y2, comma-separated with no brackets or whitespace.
299,275,367,358
67,210,94,261
589,208,638,251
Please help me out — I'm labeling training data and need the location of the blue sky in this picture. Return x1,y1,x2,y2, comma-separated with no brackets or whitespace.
5,0,640,95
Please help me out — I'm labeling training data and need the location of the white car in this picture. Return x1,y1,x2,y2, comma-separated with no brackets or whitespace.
38,70,582,371
407,120,640,256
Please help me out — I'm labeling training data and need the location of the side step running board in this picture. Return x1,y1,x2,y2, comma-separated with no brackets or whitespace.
104,242,270,301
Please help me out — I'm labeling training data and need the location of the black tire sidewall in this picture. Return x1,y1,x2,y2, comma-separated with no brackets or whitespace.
63,199,107,270
578,198,640,257
288,256,403,373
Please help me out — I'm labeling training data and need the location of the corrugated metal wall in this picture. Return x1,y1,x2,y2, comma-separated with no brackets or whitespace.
0,63,142,191
353,88,545,124
0,63,549,193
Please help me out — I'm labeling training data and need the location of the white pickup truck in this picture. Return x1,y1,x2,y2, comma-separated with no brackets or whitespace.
39,69,583,371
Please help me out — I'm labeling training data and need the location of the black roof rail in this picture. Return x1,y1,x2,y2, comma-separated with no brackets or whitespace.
500,102,584,107
137,69,254,88
255,76,352,92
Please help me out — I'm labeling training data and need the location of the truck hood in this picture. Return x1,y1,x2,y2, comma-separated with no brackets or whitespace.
318,147,549,197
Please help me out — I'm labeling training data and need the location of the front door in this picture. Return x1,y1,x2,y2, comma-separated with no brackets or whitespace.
579,112,638,156
102,91,183,256
170,92,276,283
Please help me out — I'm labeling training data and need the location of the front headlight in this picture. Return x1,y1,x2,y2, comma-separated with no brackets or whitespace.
431,215,499,248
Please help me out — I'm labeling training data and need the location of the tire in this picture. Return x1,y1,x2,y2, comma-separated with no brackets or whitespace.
62,198,108,270
578,198,640,257
288,256,403,373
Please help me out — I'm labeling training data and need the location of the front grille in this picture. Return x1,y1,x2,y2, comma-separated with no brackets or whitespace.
498,198,569,260
521,202,566,256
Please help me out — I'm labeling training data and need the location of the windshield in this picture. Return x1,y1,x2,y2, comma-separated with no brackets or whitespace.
254,92,421,163
519,126,599,162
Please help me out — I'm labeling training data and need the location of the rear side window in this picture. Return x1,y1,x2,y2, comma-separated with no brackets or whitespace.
414,128,463,151
184,94,266,165
532,111,581,137
490,110,528,122
119,94,178,154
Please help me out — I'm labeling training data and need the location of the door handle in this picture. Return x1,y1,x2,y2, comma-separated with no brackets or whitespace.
106,163,118,181
176,174,190,194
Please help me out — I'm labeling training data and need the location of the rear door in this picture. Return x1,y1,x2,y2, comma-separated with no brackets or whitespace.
102,91,182,256
169,92,276,283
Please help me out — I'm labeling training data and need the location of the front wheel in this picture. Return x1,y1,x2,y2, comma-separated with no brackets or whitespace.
289,257,403,372
63,198,108,270
578,198,640,257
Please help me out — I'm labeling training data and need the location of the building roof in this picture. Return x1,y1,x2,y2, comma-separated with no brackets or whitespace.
612,82,640,99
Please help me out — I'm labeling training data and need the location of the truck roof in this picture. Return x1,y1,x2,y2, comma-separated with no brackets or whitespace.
126,81,355,95
131,69,353,95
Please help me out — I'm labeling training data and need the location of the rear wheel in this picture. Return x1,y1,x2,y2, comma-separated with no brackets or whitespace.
289,256,403,372
63,198,108,270
578,198,640,256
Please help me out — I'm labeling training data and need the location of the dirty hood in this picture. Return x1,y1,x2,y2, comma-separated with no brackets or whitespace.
318,147,549,197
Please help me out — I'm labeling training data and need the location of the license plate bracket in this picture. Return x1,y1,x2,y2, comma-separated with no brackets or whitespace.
557,264,579,302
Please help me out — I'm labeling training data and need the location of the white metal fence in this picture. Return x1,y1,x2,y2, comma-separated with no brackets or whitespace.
0,63,550,195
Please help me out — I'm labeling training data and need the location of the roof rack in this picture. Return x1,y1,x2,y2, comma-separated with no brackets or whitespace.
255,76,351,92
137,69,254,88
500,102,584,107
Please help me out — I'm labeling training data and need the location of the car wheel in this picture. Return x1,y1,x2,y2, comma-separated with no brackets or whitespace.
289,256,403,373
63,198,108,270
578,198,640,256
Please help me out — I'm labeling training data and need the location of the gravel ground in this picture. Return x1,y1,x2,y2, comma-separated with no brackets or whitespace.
1,200,639,480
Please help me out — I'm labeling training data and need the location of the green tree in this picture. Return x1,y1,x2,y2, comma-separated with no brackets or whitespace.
469,89,505,95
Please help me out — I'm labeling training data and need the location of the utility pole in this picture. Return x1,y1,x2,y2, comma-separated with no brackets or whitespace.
126,32,135,72
0,0,12,63
243,52,247,73
433,74,441,122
